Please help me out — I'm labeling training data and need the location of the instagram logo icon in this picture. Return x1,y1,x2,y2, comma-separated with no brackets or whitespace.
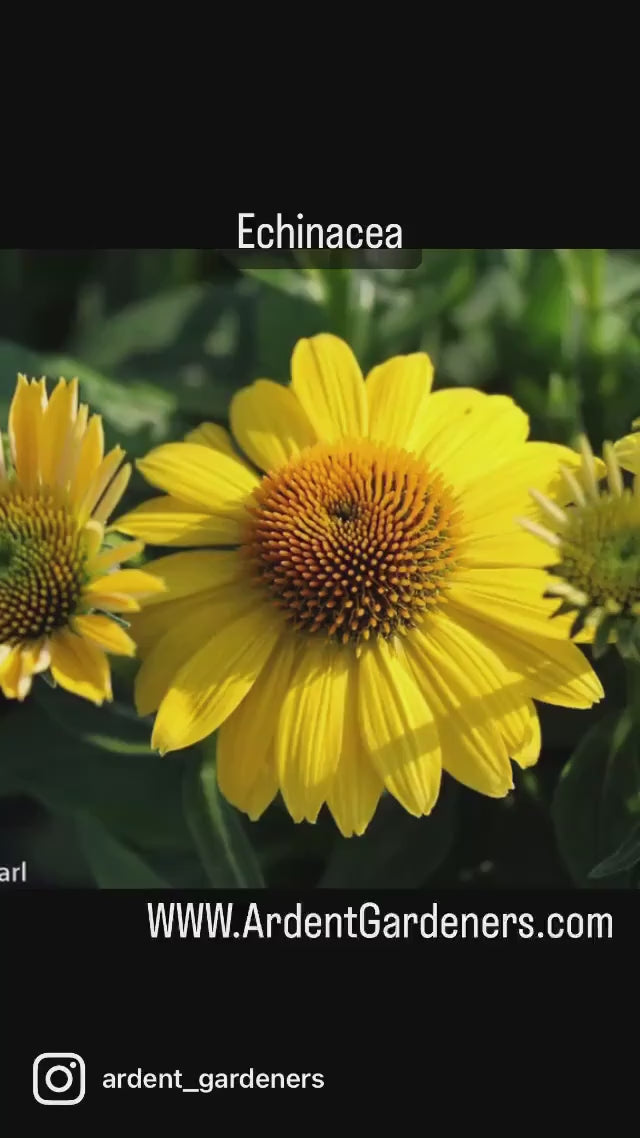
33,1053,86,1105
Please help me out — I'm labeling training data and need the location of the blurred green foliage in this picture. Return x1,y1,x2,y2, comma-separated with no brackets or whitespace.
1,248,640,890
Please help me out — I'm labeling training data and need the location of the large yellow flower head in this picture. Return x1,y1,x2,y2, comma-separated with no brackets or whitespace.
523,423,640,656
117,335,603,836
0,375,164,704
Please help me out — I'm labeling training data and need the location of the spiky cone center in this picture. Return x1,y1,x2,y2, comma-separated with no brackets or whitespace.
557,491,640,612
0,486,86,643
242,440,463,651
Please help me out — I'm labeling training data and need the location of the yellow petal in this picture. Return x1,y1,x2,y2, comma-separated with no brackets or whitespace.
73,613,136,657
114,495,244,547
461,442,585,529
40,378,79,487
185,422,237,456
222,736,278,823
420,391,529,488
614,429,640,475
291,333,367,441
72,401,89,445
130,592,222,659
151,602,280,754
447,567,576,640
49,628,112,704
136,442,258,513
89,539,144,575
358,639,441,816
405,616,528,795
512,701,542,769
217,636,297,820
450,606,604,709
0,645,30,700
86,568,166,600
79,446,126,522
82,519,104,562
460,527,556,569
0,641,45,700
135,590,255,716
86,594,141,613
230,379,316,472
276,639,349,823
8,376,47,492
184,420,255,476
326,670,383,837
366,352,434,449
425,616,532,760
127,554,242,660
69,415,105,507
20,638,51,676
412,386,484,453
92,463,132,524
130,550,241,607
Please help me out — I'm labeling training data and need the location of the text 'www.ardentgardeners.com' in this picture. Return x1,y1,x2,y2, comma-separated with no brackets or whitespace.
146,901,613,941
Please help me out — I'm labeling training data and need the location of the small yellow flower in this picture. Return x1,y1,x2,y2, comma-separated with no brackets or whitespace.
521,430,640,655
117,335,603,836
0,374,164,704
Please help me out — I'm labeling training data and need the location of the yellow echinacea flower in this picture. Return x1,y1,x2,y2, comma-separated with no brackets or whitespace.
0,375,164,704
522,424,640,653
117,335,603,836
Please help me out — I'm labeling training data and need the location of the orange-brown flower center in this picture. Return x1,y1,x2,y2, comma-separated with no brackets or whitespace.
243,441,462,650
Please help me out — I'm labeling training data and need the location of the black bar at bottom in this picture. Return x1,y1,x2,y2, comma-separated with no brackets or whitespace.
3,888,635,1137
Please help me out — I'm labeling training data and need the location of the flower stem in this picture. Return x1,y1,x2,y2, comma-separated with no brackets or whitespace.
625,657,640,725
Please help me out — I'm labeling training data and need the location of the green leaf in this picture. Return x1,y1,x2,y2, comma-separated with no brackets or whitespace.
182,744,265,888
77,815,170,889
319,780,457,887
552,709,640,887
593,614,617,659
438,326,497,388
33,680,152,754
44,353,176,449
256,279,326,380
589,820,640,879
453,265,523,329
522,251,573,352
230,261,325,302
74,282,222,369
549,599,578,619
70,278,329,421
569,609,589,639
615,619,640,662
71,281,258,421
603,254,640,306
561,248,605,310
310,265,353,340
0,694,191,853
0,337,177,458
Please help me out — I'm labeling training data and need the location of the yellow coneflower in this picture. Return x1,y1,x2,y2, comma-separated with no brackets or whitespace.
0,374,164,704
116,335,603,836
522,429,640,657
